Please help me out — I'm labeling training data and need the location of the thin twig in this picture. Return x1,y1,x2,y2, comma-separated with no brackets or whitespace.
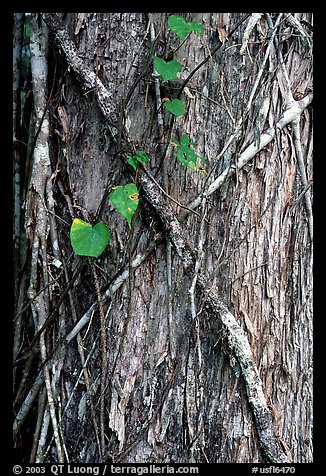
142,166,201,218
177,13,252,97
178,16,285,223
187,198,207,452
150,16,175,359
90,260,107,459
66,234,163,343
266,13,313,242
36,406,50,462
30,386,47,462
189,198,207,320
14,260,83,367
62,252,103,458
14,253,73,321
40,335,64,462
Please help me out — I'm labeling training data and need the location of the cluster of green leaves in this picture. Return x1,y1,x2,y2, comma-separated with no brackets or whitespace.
153,15,204,117
168,15,204,40
171,134,207,174
70,15,205,258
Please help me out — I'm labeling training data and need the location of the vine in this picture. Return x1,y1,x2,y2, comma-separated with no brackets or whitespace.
69,14,205,257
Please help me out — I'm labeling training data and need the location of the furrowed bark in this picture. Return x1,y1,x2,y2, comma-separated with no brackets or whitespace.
41,13,307,463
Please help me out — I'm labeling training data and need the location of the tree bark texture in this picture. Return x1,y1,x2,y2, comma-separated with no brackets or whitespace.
13,13,313,464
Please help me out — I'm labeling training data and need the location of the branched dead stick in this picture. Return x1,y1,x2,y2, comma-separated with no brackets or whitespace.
179,15,284,222
266,13,313,243
14,260,83,367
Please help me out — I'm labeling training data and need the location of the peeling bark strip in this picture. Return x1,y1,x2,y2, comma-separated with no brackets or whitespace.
43,14,287,463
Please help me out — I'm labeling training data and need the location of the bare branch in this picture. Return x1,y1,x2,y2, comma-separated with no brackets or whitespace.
90,261,107,459
36,407,50,462
42,13,117,131
179,15,284,223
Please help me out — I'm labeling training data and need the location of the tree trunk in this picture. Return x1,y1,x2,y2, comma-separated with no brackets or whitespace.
13,12,313,464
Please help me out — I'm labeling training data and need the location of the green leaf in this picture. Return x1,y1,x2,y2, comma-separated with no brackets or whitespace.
70,219,110,258
171,133,207,172
127,156,137,171
153,56,182,82
168,15,204,40
188,21,204,36
168,16,189,40
164,99,185,117
127,151,148,171
171,134,196,149
108,183,139,228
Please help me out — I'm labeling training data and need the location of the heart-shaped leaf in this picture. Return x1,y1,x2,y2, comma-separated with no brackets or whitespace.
165,99,185,117
153,56,182,82
108,183,139,228
70,219,110,258
168,15,204,40
127,151,148,171
187,21,204,36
